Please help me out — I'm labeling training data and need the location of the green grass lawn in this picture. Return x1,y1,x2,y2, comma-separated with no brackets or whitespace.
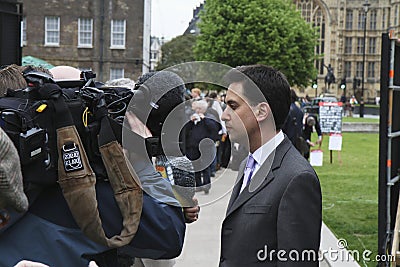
311,132,378,267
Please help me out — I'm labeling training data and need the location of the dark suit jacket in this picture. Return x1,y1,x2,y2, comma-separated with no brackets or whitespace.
303,114,322,142
220,136,322,267
282,103,304,145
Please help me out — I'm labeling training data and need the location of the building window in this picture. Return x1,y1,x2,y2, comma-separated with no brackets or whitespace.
382,9,386,29
345,10,353,30
295,0,325,75
369,10,377,30
368,37,376,54
367,62,375,78
357,37,364,54
345,37,352,54
111,20,126,48
297,0,312,23
395,5,399,26
358,11,365,30
344,61,352,78
110,68,124,80
78,18,93,47
21,16,27,46
45,16,60,46
356,62,363,77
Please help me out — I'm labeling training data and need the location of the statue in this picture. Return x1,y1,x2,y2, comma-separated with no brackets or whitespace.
324,64,335,92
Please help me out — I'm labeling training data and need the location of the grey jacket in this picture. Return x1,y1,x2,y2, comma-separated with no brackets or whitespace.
220,137,322,267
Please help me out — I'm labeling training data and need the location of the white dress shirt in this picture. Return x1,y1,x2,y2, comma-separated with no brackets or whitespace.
239,131,285,193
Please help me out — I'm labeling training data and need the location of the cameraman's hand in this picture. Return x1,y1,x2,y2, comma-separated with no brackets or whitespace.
126,112,152,138
184,197,200,223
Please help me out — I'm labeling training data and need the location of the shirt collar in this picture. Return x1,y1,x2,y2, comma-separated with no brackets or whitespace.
251,130,284,167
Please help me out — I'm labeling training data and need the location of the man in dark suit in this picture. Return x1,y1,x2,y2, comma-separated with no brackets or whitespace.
302,114,323,160
220,65,322,266
282,89,306,155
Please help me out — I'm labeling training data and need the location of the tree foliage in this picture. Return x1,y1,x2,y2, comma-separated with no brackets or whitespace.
194,0,318,87
156,34,197,70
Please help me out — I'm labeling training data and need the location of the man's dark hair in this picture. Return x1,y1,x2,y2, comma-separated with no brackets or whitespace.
224,64,291,130
208,92,218,99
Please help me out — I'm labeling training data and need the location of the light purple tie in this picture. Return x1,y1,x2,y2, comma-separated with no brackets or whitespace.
244,154,256,186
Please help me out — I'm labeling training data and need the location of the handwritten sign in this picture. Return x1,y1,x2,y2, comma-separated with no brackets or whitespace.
310,150,323,166
329,133,343,151
319,102,343,134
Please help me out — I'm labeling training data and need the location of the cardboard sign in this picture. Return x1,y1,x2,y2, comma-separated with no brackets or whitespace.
319,102,343,134
329,134,343,151
310,150,323,166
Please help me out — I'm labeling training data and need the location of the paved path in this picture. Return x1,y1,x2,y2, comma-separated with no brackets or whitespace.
175,168,235,266
174,168,342,267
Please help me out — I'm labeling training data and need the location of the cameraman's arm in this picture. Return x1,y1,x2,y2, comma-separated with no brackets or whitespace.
126,112,200,223
126,112,152,139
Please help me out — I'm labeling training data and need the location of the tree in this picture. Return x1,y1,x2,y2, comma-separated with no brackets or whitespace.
156,34,197,70
194,0,318,87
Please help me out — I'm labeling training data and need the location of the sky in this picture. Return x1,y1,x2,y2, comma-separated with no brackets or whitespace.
151,0,204,40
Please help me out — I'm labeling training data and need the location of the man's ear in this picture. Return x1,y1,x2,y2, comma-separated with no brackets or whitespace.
255,102,270,121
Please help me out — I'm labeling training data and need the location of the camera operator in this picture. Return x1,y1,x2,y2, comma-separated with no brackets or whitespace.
0,66,194,267
123,71,199,267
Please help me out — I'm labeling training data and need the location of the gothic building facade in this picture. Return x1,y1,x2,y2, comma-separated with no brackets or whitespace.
297,0,399,102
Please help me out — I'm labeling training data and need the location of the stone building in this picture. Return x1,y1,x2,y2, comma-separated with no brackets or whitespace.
184,0,399,102
184,2,204,35
150,36,164,71
295,0,399,102
22,0,151,82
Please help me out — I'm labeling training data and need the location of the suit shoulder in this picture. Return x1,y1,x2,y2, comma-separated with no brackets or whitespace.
276,146,319,181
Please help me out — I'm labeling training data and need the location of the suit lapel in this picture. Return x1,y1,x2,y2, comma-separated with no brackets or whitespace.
225,137,292,218
226,160,246,213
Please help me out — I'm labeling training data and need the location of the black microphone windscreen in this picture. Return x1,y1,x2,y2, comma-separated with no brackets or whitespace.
169,156,196,207
134,71,185,137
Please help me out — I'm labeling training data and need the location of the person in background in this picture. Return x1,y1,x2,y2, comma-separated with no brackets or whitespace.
206,92,226,175
190,88,202,101
349,95,358,117
220,64,321,266
340,93,347,117
282,89,304,148
185,100,221,194
303,113,323,160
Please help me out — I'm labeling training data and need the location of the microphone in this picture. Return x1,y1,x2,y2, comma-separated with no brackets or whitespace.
169,156,196,207
132,71,185,138
155,155,196,207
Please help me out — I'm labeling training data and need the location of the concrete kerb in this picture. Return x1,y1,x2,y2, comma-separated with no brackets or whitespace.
320,223,361,267
342,122,379,133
